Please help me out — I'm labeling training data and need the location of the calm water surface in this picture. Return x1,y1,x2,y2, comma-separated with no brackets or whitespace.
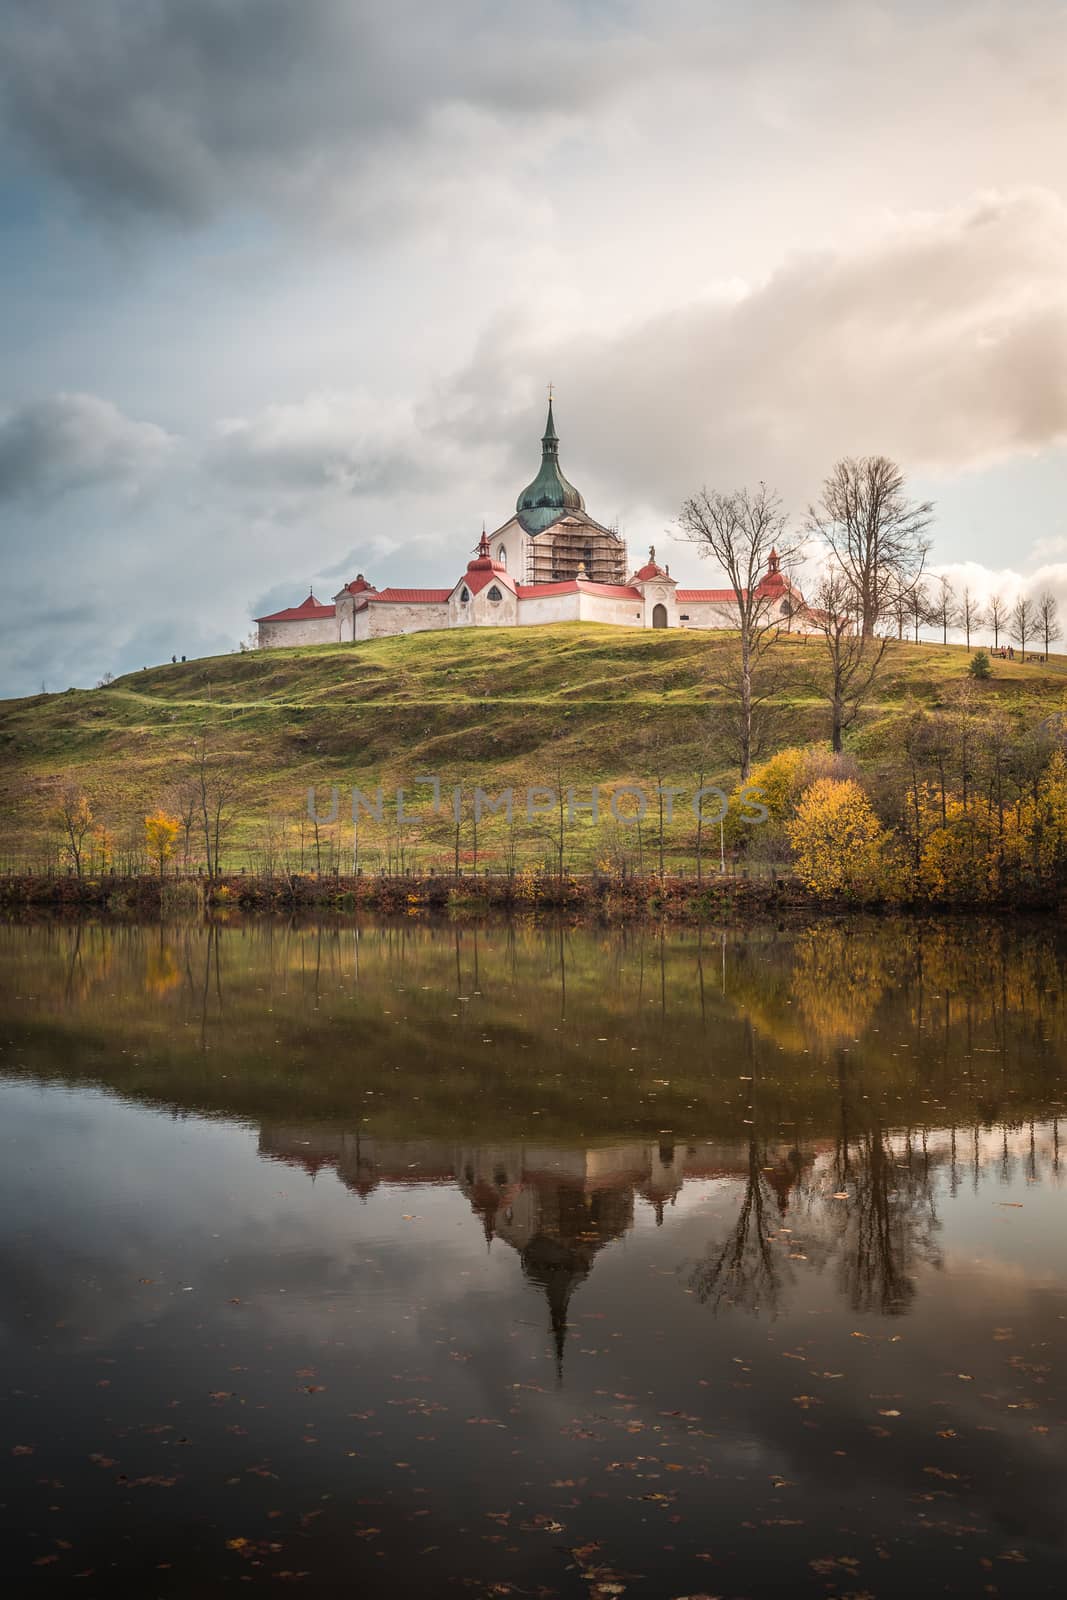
0,917,1065,1596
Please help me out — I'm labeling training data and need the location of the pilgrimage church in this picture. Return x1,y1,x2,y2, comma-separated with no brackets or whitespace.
255,401,808,648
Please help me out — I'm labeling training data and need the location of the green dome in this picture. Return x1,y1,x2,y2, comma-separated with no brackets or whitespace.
515,399,585,533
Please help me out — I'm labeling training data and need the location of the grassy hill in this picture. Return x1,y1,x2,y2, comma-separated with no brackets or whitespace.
2,623,1065,874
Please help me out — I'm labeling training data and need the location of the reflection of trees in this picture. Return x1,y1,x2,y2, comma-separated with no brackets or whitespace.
689,1021,790,1315
815,1051,942,1315
790,925,891,1046
688,1133,787,1315
830,1126,940,1315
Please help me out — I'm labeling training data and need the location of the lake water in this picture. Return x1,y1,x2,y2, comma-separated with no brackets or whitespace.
1,917,1065,1595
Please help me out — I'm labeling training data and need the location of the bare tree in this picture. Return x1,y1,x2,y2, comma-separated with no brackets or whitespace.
1037,591,1061,657
959,587,985,650
907,577,932,644
192,726,242,878
806,456,933,638
885,575,911,642
929,574,958,645
1011,594,1035,656
55,787,95,878
678,483,799,779
988,592,1006,650
808,566,888,753
170,780,199,872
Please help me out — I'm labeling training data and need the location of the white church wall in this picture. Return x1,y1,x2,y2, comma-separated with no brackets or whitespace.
637,584,679,628
257,617,337,649
676,602,737,631
366,602,450,638
335,601,359,643
489,518,527,577
579,592,644,627
515,592,584,627
465,587,518,627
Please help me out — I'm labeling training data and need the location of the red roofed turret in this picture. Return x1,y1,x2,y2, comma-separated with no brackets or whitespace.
633,544,674,583
466,525,509,576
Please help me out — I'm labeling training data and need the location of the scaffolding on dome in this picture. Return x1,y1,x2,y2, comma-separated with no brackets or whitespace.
525,517,628,585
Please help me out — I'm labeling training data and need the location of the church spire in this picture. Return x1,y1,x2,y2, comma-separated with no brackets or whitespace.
516,396,585,531
542,395,559,454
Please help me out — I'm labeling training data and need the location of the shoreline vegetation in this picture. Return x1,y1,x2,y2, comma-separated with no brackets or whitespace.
3,864,1066,918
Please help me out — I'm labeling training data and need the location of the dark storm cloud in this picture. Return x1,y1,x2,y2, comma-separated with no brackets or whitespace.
0,393,173,501
0,0,648,222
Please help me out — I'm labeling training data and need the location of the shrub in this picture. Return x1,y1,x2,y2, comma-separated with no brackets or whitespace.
786,777,884,898
968,649,992,680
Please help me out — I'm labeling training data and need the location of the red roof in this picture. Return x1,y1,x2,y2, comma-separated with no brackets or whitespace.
255,593,334,623
515,580,642,600
372,588,451,604
676,580,802,604
457,565,517,597
341,574,376,595
634,560,669,581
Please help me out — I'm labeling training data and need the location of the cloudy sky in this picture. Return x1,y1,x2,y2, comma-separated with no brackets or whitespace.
3,0,1067,694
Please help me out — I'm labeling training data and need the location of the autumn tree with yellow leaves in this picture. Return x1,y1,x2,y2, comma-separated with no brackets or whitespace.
786,777,884,898
144,811,181,885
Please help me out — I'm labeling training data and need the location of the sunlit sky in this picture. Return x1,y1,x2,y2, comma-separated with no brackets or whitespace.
2,0,1067,693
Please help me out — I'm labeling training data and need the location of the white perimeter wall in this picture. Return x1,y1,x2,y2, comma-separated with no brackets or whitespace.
580,591,645,626
676,601,737,630
257,617,337,648
366,602,450,637
515,592,583,626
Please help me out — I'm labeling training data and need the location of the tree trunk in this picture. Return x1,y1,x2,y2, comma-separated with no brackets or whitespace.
739,638,753,782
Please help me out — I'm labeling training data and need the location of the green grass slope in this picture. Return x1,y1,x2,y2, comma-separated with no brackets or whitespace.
2,623,1065,871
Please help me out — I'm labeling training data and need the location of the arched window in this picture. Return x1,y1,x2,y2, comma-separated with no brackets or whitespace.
497,546,507,567
460,587,470,603
487,585,502,602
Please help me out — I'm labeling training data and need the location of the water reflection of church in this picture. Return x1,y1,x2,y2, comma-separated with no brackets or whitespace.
259,1129,811,1362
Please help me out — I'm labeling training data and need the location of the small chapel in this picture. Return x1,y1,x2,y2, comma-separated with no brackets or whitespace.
255,400,810,648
